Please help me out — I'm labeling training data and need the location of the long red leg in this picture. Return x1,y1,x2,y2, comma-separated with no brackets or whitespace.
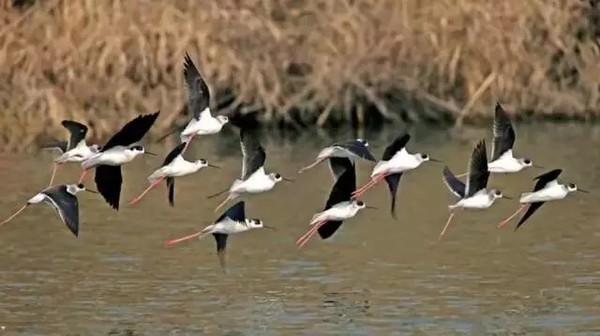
352,173,387,199
298,158,325,174
214,194,232,213
0,204,28,228
296,221,327,248
497,205,527,228
129,176,166,206
182,134,196,154
438,212,456,241
78,169,89,184
48,163,59,187
164,229,207,246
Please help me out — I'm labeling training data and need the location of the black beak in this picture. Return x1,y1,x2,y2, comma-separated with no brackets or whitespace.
503,195,513,200
578,188,590,194
283,178,294,182
429,158,442,163
85,189,98,194
263,225,275,230
145,151,157,156
208,164,220,169
365,205,378,210
533,164,544,169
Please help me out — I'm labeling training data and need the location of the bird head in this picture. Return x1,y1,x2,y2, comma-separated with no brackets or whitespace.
195,159,209,168
126,145,156,157
356,138,369,147
217,115,229,125
417,153,441,163
353,200,376,210
489,189,507,199
245,218,274,230
269,173,293,183
520,158,533,167
90,144,102,153
566,182,589,193
67,183,97,195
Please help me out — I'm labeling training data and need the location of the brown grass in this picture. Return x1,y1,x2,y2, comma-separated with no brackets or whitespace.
1,0,599,150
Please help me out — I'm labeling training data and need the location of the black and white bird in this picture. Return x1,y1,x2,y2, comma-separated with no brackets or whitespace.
208,126,292,212
439,139,509,240
298,138,376,174
128,142,219,206
296,158,375,248
42,120,101,186
497,169,588,230
164,201,272,269
351,134,439,217
0,183,97,237
80,111,160,210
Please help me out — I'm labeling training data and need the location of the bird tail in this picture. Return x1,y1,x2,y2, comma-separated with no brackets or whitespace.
81,153,102,170
148,167,168,184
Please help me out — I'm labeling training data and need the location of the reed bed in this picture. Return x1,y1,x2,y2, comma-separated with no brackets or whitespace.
1,0,599,150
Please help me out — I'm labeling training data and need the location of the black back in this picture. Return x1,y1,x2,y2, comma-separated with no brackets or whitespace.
384,173,403,218
317,221,343,239
215,201,246,224
327,157,353,181
336,139,376,161
324,162,356,210
465,139,490,197
382,134,411,161
102,111,160,151
491,103,516,162
240,127,266,180
44,185,79,237
162,143,186,167
183,52,211,120
166,177,175,207
95,165,123,210
442,166,466,198
532,169,562,192
61,120,88,151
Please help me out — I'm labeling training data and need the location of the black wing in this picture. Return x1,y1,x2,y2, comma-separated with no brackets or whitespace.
382,134,411,161
466,139,490,197
442,166,466,198
317,221,343,239
336,139,376,161
213,233,228,269
491,103,516,162
532,169,562,192
215,201,246,223
61,120,88,150
515,202,545,230
240,127,266,180
183,52,210,120
102,111,160,150
162,142,186,166
41,141,68,154
95,165,123,210
44,186,79,237
384,173,403,218
166,177,175,206
325,162,356,209
327,157,354,181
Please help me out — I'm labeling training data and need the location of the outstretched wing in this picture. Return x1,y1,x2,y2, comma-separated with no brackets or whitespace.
102,111,160,150
212,233,228,270
162,143,186,166
215,201,246,223
466,139,489,197
382,134,411,161
183,52,211,120
327,157,353,181
532,169,562,192
240,127,266,180
61,120,88,150
325,162,356,209
317,221,343,239
515,202,545,230
491,103,515,162
384,173,403,218
442,166,465,198
95,165,123,210
44,186,79,237
166,177,175,206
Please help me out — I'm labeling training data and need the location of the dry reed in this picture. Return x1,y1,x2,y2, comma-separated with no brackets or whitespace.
1,0,599,150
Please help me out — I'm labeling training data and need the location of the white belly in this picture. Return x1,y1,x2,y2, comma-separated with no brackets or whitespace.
181,118,223,138
453,193,493,209
212,220,249,234
311,202,357,223
520,186,567,203
488,158,523,173
231,176,275,194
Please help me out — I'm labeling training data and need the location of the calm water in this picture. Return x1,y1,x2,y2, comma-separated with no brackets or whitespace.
1,123,600,335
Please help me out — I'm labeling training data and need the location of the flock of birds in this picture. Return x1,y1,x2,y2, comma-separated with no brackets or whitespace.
0,53,589,269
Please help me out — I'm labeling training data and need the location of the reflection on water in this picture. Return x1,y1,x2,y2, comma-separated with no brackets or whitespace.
1,123,600,334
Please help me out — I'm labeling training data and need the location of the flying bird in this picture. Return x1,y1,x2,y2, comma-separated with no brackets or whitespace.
208,126,292,212
439,139,510,240
497,169,588,230
128,142,220,206
351,134,439,218
42,120,101,186
0,183,97,237
298,139,376,174
296,159,375,248
80,111,160,210
164,201,272,269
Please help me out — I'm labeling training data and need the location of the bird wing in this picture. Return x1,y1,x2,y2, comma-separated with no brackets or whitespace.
212,233,228,269
44,186,79,237
442,166,466,198
466,139,490,197
166,177,175,206
381,134,411,161
317,220,343,239
95,165,123,210
41,141,68,154
240,127,266,180
335,139,376,161
162,142,186,166
325,161,356,209
384,173,403,218
327,157,354,181
216,201,246,223
532,169,562,192
61,120,89,151
183,52,210,120
102,111,160,150
515,202,545,230
491,103,516,162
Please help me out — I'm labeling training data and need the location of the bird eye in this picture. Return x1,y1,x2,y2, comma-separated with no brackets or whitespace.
200,159,207,164
77,183,84,188
524,159,532,164
568,183,576,188
356,200,364,206
495,191,502,196
275,173,281,179
421,154,429,159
